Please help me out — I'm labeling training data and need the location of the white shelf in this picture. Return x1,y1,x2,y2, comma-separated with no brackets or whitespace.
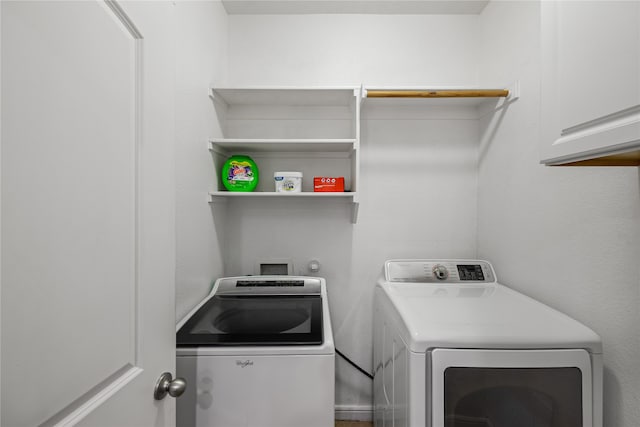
210,87,358,106
209,86,361,223
208,138,357,154
209,191,356,199
209,191,359,223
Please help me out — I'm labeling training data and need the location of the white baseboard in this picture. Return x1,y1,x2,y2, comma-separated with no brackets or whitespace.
335,404,373,421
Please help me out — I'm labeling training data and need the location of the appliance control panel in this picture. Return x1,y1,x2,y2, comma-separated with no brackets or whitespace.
385,260,496,283
215,276,323,295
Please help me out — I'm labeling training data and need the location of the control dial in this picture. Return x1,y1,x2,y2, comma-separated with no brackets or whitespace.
432,264,449,281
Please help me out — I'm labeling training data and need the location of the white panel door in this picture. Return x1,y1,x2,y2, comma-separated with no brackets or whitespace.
1,1,176,426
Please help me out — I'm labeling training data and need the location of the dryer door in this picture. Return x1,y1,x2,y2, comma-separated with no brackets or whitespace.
429,349,593,427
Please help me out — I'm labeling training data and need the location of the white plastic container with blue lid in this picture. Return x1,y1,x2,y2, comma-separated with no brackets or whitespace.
274,171,302,192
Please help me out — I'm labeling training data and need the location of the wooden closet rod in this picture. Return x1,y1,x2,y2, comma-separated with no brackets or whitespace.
366,89,509,98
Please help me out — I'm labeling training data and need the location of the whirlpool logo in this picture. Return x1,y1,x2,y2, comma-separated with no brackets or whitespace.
236,359,254,368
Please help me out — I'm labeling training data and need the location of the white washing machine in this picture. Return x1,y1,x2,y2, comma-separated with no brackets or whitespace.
373,260,603,427
176,276,335,427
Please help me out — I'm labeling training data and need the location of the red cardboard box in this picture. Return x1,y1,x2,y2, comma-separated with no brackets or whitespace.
314,177,345,192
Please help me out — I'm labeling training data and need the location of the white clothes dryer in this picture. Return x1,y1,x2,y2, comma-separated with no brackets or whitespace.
373,260,602,427
176,276,334,427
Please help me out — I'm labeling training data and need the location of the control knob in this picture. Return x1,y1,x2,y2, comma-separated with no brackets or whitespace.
432,264,449,281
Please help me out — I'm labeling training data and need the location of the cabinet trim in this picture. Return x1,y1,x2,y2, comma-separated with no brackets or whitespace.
541,105,640,166
560,105,640,137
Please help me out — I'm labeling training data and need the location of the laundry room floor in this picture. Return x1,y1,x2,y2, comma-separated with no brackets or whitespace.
335,421,373,427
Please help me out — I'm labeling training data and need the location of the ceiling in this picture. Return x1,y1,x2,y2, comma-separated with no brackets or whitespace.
221,0,490,15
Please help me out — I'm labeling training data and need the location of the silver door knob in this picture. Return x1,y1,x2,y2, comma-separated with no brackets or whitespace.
154,372,187,400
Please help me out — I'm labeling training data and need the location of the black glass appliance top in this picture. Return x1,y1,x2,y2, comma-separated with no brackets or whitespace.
176,294,323,347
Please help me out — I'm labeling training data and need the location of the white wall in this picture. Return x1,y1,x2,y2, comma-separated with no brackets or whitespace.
175,0,228,321
225,14,482,413
226,14,479,87
477,2,640,427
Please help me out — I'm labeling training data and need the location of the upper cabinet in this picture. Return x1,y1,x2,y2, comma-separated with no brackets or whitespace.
540,1,640,166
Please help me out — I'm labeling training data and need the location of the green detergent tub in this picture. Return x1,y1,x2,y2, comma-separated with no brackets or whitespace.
221,155,259,192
